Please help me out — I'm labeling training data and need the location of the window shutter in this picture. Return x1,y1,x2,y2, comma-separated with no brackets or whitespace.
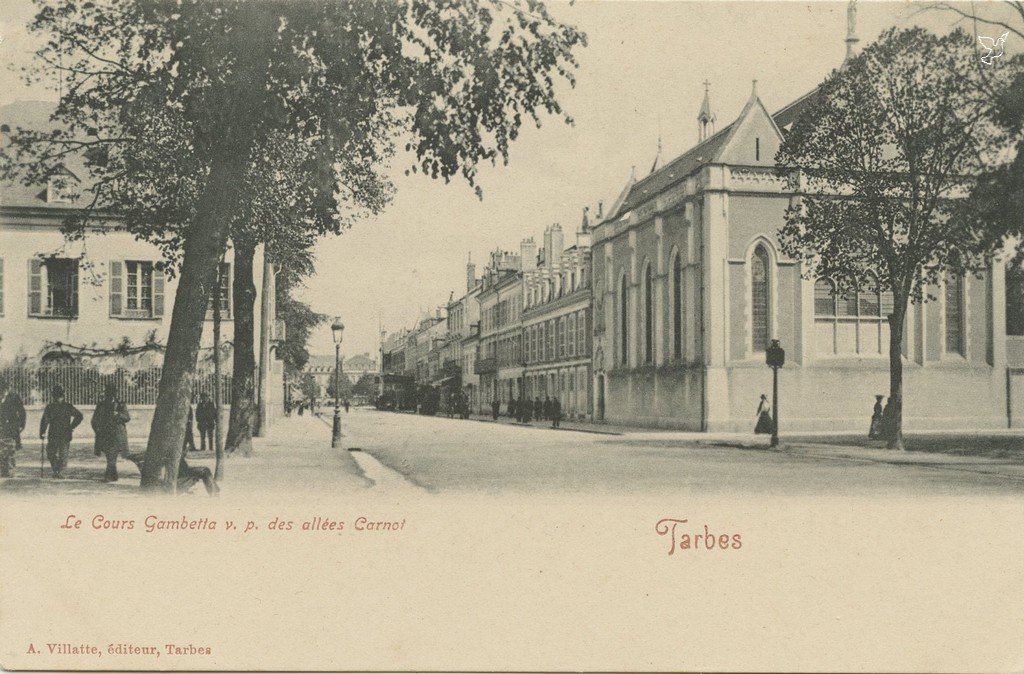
153,267,165,318
70,260,79,317
28,259,42,316
109,260,123,316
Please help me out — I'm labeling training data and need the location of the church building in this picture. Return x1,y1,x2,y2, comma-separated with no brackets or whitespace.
590,9,1023,431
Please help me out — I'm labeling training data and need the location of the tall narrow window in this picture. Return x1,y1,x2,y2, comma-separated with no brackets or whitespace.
643,263,653,363
755,137,761,161
1007,263,1024,337
751,245,770,352
619,273,629,364
945,272,964,355
672,254,683,358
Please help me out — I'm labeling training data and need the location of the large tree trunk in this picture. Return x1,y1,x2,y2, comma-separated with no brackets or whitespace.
226,240,257,456
887,292,909,451
140,152,251,491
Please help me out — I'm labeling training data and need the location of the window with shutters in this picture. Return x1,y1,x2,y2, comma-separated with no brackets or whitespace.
110,260,164,319
28,257,78,319
568,313,576,358
206,262,232,319
945,272,965,355
577,310,587,356
814,273,892,356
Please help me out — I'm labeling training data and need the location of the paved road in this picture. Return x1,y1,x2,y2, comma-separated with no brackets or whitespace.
337,408,1024,496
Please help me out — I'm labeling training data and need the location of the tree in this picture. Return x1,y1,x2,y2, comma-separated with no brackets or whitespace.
7,0,586,491
776,27,1011,449
353,373,379,399
325,372,353,400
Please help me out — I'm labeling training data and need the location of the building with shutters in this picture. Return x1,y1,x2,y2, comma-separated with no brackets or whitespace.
0,101,271,368
521,219,593,420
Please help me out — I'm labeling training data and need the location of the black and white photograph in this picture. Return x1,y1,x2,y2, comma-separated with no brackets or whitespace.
0,0,1022,671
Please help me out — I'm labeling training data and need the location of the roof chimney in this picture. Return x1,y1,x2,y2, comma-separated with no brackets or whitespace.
466,253,476,292
520,237,537,271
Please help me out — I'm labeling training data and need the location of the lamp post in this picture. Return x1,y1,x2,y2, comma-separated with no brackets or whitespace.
331,319,344,448
765,339,785,448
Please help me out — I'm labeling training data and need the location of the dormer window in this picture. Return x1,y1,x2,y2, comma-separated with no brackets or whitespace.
46,170,78,204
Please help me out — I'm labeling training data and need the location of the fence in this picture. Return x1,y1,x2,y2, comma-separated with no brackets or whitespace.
0,365,233,406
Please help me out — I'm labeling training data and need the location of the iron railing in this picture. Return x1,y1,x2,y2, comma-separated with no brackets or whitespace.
0,365,233,406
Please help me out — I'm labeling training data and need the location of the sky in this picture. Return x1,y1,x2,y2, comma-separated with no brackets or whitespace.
0,0,994,359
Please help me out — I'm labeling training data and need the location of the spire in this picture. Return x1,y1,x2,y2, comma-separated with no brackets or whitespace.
697,80,716,142
649,133,663,174
843,0,860,64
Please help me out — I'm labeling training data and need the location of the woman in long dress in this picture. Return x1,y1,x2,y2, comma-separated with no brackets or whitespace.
868,395,885,439
754,394,774,434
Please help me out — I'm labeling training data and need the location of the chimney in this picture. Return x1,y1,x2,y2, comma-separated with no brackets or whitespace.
550,223,564,261
466,254,476,292
543,225,553,267
520,238,537,271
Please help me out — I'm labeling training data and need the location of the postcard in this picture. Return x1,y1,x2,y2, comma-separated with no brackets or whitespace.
1,0,1022,671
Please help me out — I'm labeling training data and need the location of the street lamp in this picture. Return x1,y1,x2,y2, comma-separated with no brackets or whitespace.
331,318,345,448
765,339,785,448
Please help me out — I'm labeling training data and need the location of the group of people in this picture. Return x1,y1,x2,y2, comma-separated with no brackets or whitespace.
0,380,217,494
183,392,217,453
491,396,563,428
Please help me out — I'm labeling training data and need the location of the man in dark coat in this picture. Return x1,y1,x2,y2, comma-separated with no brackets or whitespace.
40,385,83,479
491,399,500,420
533,397,542,421
543,396,552,422
522,396,532,423
183,401,197,453
92,384,130,482
0,379,26,451
195,392,216,452
551,397,562,428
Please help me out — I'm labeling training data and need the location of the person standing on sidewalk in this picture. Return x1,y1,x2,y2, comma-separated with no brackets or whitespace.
491,399,500,420
754,394,773,434
533,397,542,422
868,395,885,440
91,384,130,482
551,397,562,428
40,385,83,479
195,393,216,451
0,379,26,452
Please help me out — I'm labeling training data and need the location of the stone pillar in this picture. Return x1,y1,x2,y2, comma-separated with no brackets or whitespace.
701,167,730,431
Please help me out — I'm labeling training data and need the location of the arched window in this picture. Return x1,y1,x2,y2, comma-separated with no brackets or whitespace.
672,253,683,359
1008,262,1024,337
945,272,964,355
619,273,629,365
751,245,771,352
643,263,653,363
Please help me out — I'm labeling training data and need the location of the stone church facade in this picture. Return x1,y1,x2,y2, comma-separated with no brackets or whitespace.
590,82,1016,432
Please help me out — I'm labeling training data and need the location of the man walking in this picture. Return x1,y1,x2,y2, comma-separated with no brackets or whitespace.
533,397,542,422
195,392,216,452
91,384,130,482
491,399,500,421
551,396,562,429
543,396,552,422
40,385,83,479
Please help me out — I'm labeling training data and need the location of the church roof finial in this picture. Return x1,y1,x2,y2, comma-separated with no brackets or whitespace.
698,80,716,142
843,0,860,64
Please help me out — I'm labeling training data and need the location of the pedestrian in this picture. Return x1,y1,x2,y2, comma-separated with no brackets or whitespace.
91,383,130,482
183,400,197,453
880,397,895,442
491,399,500,421
509,396,518,421
298,401,305,416
754,394,773,434
0,376,25,473
522,397,532,423
551,397,562,428
533,397,542,421
543,396,552,422
868,395,885,440
196,392,216,451
344,399,350,413
39,385,83,479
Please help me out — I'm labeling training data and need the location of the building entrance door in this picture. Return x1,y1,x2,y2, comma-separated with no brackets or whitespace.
596,374,605,421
